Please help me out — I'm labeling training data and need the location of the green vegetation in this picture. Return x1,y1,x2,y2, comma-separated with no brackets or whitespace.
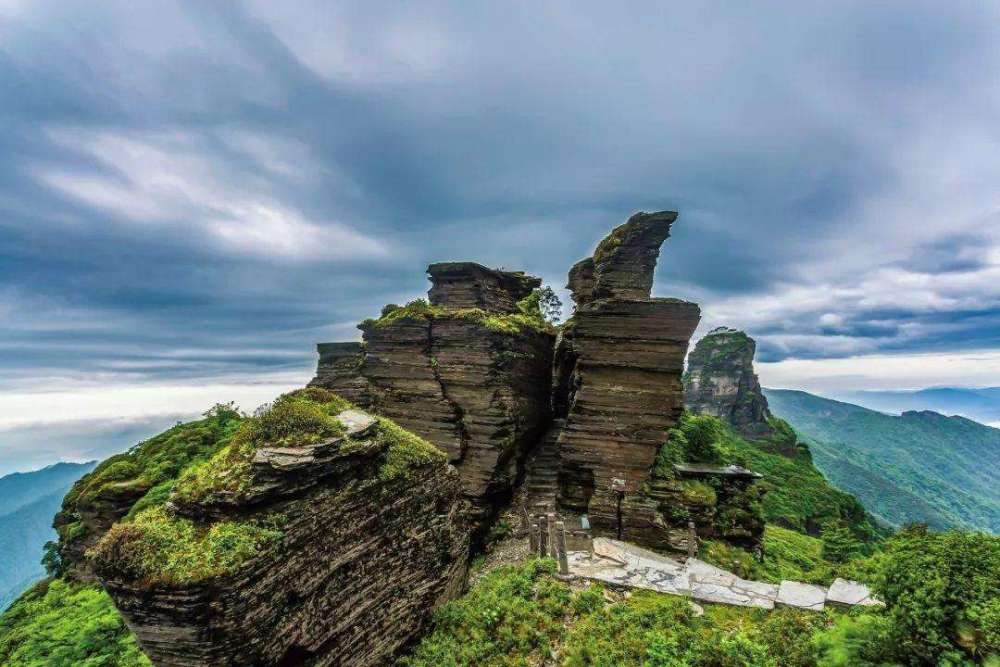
360,298,554,335
402,559,832,666
374,417,447,482
402,528,1000,666
173,388,444,502
0,463,95,610
62,404,242,512
872,526,999,664
766,388,1000,532
0,578,150,666
656,412,878,542
654,412,727,477
172,388,349,504
91,506,281,586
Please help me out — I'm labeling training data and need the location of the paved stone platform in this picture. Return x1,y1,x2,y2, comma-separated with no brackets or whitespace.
567,538,881,612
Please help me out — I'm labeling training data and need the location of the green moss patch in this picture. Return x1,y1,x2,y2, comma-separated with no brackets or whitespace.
375,417,447,482
91,506,282,586
361,298,553,334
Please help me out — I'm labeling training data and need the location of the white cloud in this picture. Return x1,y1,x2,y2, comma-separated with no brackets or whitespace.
759,348,1000,393
36,129,386,261
0,379,300,430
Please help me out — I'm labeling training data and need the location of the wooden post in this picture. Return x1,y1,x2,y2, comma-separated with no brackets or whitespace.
529,520,539,554
546,513,558,558
521,505,531,534
538,516,550,558
555,520,569,575
687,520,697,559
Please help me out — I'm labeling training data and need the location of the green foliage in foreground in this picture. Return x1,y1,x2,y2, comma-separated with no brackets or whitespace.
91,506,282,586
0,579,150,667
402,559,832,666
361,298,554,335
872,527,999,664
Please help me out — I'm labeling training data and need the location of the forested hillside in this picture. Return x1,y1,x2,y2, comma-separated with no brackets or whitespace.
766,389,1000,532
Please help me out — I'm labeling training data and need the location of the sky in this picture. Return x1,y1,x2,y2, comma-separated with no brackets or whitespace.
2,1,1000,474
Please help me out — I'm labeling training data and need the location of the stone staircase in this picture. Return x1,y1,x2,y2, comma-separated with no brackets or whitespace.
524,419,564,513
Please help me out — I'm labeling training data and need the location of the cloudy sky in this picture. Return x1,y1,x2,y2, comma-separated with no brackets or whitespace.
2,1,1000,474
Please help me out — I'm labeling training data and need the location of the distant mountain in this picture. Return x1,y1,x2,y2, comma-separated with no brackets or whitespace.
765,389,1000,533
831,386,1000,426
0,462,96,610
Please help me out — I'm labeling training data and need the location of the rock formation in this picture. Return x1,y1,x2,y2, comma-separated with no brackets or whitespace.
427,262,540,312
93,407,469,667
311,263,554,530
551,211,703,550
684,327,774,437
307,342,370,405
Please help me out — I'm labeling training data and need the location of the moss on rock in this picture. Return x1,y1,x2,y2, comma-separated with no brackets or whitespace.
92,506,282,586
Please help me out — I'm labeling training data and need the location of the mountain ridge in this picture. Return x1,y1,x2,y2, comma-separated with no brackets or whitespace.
764,388,1000,533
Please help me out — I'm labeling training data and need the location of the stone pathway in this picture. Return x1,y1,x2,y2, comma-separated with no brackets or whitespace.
567,538,882,611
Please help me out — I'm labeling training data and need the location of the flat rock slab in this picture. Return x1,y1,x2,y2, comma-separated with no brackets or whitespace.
336,409,377,437
826,578,883,607
569,540,879,614
777,581,827,611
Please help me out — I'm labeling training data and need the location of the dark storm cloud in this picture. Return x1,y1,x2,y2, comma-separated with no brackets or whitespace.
1,0,999,402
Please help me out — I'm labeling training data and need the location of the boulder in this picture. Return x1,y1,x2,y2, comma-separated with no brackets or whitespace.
94,412,469,667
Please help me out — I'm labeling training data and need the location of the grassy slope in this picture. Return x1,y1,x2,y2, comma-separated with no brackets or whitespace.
765,389,1000,532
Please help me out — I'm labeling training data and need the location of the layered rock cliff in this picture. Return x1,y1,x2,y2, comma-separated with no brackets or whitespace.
684,327,774,438
90,391,469,667
551,212,704,550
311,264,554,531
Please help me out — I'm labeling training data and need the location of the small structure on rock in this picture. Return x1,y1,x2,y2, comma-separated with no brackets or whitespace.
684,327,774,437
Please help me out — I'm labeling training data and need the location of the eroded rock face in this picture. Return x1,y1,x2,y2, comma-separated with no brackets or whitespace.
310,266,554,530
427,262,540,312
552,212,702,550
307,342,371,406
359,317,553,524
570,210,677,305
97,414,469,667
684,327,773,437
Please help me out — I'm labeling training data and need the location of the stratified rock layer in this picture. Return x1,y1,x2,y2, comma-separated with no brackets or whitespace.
427,262,540,312
684,327,774,437
310,264,554,528
307,342,371,406
360,317,553,524
571,210,677,305
97,415,469,667
553,212,702,550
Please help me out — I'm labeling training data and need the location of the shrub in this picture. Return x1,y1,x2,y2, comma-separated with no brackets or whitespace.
0,579,150,666
872,527,1000,664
